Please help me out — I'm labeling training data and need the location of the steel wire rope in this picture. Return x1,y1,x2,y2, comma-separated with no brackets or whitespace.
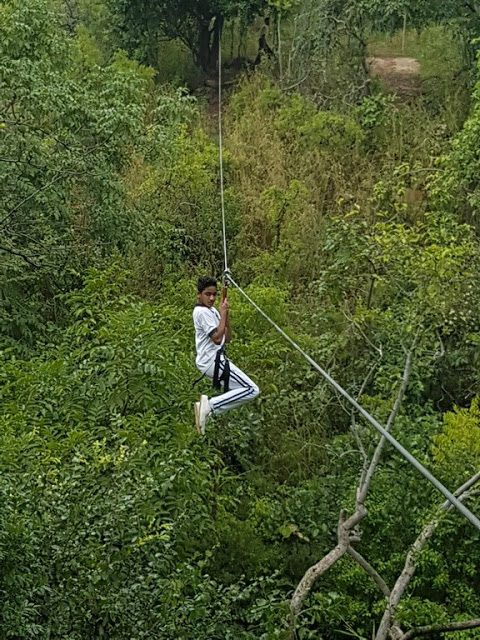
218,32,228,274
214,29,480,532
225,274,480,532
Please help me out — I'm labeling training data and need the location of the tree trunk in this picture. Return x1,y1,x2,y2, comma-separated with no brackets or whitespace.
211,15,224,70
195,15,223,71
196,20,212,71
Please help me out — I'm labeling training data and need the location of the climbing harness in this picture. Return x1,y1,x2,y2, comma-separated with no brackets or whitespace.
192,348,230,393
214,36,480,531
213,347,230,392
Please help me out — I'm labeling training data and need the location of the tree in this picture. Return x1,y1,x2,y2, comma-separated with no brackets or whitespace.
279,0,480,101
112,0,267,71
0,0,199,345
286,212,480,638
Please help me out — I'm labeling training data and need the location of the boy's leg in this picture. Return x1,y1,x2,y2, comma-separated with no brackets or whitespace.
208,361,260,416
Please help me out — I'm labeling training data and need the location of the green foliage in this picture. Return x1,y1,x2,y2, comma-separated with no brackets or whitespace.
0,0,204,344
433,398,480,477
2,0,480,637
0,270,290,638
299,112,365,151
111,0,267,70
276,0,369,107
270,93,364,151
356,93,395,130
307,0,480,47
440,56,480,229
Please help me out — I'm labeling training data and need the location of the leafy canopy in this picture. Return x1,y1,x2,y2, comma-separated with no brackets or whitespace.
112,0,267,70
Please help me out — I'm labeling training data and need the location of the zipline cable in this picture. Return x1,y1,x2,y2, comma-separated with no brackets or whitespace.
226,273,480,532
218,31,228,274
213,21,479,531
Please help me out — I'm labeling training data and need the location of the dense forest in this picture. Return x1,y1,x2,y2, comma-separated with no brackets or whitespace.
1,0,480,638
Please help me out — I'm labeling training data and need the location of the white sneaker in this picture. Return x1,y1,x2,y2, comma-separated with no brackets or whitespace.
198,395,212,434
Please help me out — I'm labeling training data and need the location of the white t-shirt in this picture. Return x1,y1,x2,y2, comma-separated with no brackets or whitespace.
193,304,224,371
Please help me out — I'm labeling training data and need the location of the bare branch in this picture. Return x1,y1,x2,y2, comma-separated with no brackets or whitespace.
289,344,414,637
358,345,415,504
283,70,311,91
329,15,367,48
400,619,480,640
0,174,65,227
350,358,380,482
346,546,391,598
432,330,445,359
341,307,383,356
289,544,347,629
0,244,41,267
375,471,480,640
351,414,369,487
289,506,367,636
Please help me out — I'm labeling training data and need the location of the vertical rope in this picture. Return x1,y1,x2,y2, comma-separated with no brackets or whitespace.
218,29,228,274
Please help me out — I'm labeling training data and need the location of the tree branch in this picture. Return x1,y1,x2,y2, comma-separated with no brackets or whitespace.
0,244,41,267
400,619,480,640
346,546,391,598
290,544,347,626
289,344,415,638
358,344,415,504
0,129,116,229
464,1,480,17
375,471,480,640
330,15,367,49
341,307,383,356
0,174,65,227
289,506,367,637
351,357,381,485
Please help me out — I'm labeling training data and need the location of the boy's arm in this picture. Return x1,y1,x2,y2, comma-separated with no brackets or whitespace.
210,299,230,345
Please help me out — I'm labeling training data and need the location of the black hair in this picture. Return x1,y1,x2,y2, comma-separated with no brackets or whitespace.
197,276,217,293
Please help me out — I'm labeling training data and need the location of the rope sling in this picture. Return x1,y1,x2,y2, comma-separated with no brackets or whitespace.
215,35,480,532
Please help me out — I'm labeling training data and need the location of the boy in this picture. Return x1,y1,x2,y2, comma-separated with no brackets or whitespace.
193,276,260,434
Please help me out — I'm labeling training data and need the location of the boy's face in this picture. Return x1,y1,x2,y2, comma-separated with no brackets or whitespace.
197,286,218,308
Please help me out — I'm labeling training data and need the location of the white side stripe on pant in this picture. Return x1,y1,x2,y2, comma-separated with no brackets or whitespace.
199,359,260,417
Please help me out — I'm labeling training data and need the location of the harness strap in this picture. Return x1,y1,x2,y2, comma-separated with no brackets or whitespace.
192,372,206,388
213,347,230,392
193,349,230,392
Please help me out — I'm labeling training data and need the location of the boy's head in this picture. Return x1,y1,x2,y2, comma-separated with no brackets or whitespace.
197,276,218,308
264,16,270,25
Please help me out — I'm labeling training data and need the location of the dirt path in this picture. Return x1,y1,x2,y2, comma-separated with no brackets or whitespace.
367,57,421,97
201,62,245,134
202,55,421,123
